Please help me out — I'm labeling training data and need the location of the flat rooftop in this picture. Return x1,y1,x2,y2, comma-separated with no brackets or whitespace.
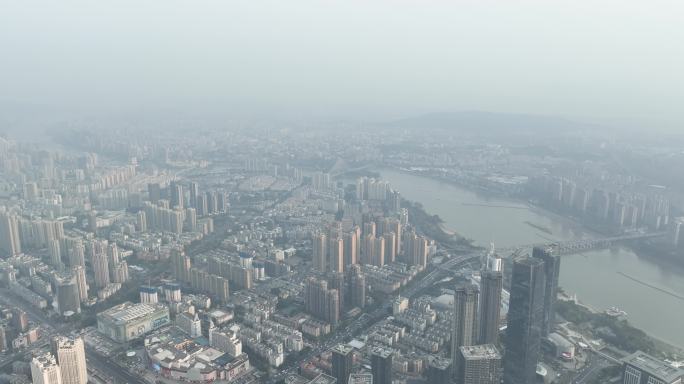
99,301,166,323
347,373,373,384
309,374,337,384
460,344,501,360
623,351,684,382
332,344,354,355
370,346,392,359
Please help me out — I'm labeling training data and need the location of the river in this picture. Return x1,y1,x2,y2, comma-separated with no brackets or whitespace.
376,168,684,348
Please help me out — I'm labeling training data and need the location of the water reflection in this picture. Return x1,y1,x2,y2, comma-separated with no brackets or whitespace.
375,168,684,348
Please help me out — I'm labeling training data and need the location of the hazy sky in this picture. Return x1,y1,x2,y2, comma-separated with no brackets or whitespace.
1,0,683,126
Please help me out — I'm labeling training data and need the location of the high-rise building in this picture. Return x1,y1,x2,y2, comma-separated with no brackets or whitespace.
479,270,503,345
30,353,62,384
355,178,365,200
532,246,560,337
326,289,340,326
87,239,107,259
72,266,88,302
503,257,546,384
383,232,396,263
148,183,161,203
87,211,97,233
142,201,184,234
0,212,22,256
404,231,428,268
452,283,479,378
206,191,218,214
216,191,228,213
171,250,191,282
458,344,503,384
361,234,375,266
185,207,197,232
363,221,376,238
91,252,110,289
427,357,452,384
69,242,85,268
196,194,208,216
12,308,29,332
187,268,230,303
189,182,199,209
348,265,366,309
137,211,147,232
49,239,63,269
110,261,129,284
400,208,409,226
304,278,340,325
53,336,87,384
23,181,40,201
312,172,331,191
389,219,402,256
329,273,346,312
331,344,354,384
164,282,182,302
140,285,158,304
107,243,120,266
372,236,385,267
170,182,183,209
329,237,344,273
621,351,684,384
56,275,81,316
313,233,328,272
343,231,358,267
370,347,393,384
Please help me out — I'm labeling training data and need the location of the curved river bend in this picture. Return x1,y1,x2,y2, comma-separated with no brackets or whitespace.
378,168,684,348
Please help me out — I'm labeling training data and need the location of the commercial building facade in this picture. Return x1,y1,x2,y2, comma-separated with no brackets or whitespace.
97,302,170,342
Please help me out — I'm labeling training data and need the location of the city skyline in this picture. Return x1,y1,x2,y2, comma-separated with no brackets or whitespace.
1,2,684,384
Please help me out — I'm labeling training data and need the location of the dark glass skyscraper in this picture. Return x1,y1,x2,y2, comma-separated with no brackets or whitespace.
348,264,366,309
328,272,346,311
532,246,560,337
331,344,353,384
504,257,546,384
371,347,393,384
452,283,479,379
427,357,452,384
479,270,503,344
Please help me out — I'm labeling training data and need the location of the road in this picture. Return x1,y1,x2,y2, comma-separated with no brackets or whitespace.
3,240,480,384
572,351,610,384
85,345,148,384
0,288,150,384
0,289,66,369
266,251,481,383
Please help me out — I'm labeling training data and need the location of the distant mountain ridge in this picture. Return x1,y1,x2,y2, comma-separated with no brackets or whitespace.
388,110,596,134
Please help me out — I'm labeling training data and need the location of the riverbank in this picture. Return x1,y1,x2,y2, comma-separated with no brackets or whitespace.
376,166,684,351
402,199,480,251
557,299,683,359
438,223,457,236
385,166,606,242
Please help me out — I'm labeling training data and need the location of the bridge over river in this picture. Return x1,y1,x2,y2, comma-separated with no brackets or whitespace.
498,231,667,256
